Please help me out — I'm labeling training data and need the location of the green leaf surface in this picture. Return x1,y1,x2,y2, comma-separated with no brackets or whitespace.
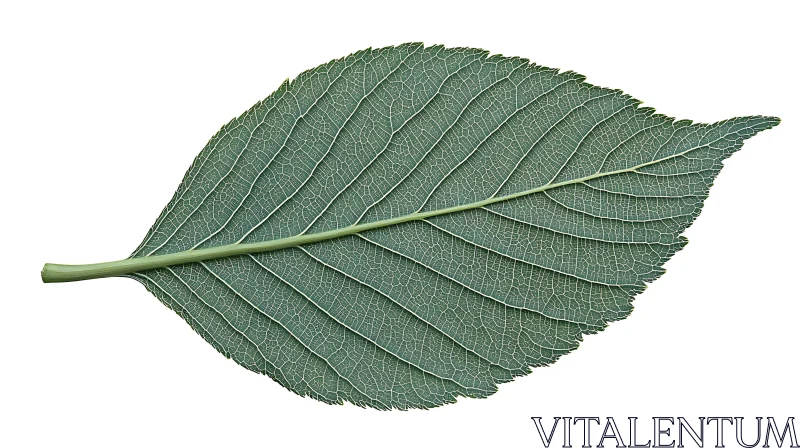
43,43,779,409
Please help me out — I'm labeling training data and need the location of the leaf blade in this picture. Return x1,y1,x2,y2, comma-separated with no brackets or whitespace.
54,44,779,408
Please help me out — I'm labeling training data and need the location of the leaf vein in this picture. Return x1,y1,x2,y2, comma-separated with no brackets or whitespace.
352,61,533,224
422,218,640,287
148,56,361,255
230,47,422,245
356,233,597,327
417,79,595,212
301,54,478,234
297,245,517,372
245,253,487,394
198,261,385,407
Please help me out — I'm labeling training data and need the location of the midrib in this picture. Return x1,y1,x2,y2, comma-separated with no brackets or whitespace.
39,142,707,283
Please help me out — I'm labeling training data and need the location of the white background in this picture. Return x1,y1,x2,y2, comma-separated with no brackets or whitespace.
1,1,797,447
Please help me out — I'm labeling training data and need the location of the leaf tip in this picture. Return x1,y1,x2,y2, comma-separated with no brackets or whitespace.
760,115,781,129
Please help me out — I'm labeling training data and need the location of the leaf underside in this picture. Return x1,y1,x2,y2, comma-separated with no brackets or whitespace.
127,43,777,409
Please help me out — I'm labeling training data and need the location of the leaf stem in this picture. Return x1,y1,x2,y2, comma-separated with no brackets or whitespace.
41,210,424,283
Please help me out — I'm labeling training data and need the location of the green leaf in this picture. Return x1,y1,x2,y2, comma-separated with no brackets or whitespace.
41,43,779,409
